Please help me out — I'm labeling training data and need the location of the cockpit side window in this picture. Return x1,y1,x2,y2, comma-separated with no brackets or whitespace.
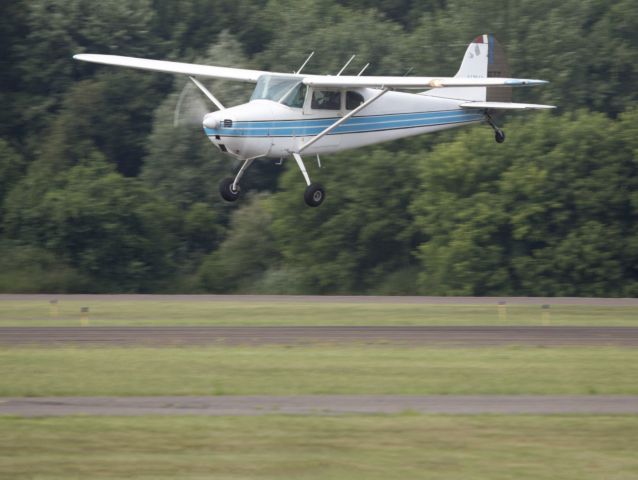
346,91,364,110
311,90,341,110
281,83,307,108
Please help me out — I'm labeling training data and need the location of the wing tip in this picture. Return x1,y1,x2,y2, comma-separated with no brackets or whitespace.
73,53,101,62
504,79,550,86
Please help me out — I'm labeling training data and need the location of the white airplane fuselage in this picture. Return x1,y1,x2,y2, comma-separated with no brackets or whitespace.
72,34,553,207
203,89,483,160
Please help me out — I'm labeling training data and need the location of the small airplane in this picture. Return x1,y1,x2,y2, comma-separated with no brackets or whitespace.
74,34,554,207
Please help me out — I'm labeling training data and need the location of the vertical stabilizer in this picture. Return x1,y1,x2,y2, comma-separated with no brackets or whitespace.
424,34,510,102
455,34,491,79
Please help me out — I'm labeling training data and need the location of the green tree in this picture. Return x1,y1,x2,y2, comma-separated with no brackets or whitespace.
412,109,638,296
17,0,160,94
0,0,29,140
199,193,279,292
151,0,268,56
270,147,421,293
0,140,25,223
254,0,411,76
1,0,638,296
10,0,164,151
4,156,179,291
335,0,443,29
0,241,89,293
34,70,166,177
404,0,637,114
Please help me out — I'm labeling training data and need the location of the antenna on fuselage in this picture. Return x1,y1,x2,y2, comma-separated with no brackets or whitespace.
357,63,370,76
403,67,414,77
295,51,315,75
336,55,356,76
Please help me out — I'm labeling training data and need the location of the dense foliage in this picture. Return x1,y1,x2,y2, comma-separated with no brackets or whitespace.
1,0,636,295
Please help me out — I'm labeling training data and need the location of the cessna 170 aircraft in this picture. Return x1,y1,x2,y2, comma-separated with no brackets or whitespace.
74,34,554,207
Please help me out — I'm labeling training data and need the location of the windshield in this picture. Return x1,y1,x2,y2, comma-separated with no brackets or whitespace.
251,75,306,107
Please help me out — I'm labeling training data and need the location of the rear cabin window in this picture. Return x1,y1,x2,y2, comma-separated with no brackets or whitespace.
311,90,341,110
346,91,364,110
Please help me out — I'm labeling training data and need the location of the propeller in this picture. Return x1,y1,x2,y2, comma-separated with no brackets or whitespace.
173,77,225,128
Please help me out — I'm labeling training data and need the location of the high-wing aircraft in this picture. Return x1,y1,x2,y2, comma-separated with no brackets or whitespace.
74,34,554,207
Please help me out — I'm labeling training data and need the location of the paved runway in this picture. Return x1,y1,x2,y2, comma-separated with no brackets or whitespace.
2,395,637,416
2,294,638,305
1,326,637,347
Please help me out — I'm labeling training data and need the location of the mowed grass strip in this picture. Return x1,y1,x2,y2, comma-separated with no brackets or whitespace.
1,346,636,396
1,415,636,480
1,300,637,326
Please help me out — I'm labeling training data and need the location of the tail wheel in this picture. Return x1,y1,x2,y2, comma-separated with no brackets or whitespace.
219,177,240,202
304,183,325,207
495,129,506,143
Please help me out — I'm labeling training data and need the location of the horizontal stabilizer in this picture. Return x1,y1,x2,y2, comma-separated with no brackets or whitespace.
460,101,556,110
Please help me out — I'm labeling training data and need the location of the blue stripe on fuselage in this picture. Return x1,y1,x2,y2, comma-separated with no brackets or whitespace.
204,109,483,137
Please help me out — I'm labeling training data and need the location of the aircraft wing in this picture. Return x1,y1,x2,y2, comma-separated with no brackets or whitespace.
302,76,548,89
73,54,550,91
460,101,556,110
73,54,268,82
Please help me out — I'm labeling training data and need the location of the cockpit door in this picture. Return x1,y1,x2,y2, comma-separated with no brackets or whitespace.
298,87,343,151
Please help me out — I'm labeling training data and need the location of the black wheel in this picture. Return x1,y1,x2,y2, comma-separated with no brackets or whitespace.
495,129,506,143
304,183,325,207
219,177,240,202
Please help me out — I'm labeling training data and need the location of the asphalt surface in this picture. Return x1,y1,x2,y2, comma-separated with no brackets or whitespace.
2,294,638,305
2,395,637,416
1,326,638,346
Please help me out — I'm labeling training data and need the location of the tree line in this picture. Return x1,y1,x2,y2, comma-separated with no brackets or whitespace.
0,0,636,295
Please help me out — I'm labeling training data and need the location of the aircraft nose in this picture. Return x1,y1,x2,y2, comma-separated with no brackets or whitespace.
203,112,220,129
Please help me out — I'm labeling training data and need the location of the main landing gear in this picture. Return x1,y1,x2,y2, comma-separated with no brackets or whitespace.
218,153,325,207
293,152,325,207
485,112,506,144
219,157,255,203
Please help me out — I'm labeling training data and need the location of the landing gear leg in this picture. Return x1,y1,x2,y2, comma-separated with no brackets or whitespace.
219,157,255,202
485,112,506,144
293,152,325,207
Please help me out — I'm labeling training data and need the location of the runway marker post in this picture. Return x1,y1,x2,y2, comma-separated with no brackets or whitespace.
49,299,59,319
80,307,89,327
497,301,507,322
542,304,551,325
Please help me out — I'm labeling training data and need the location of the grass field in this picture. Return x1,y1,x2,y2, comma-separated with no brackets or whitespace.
1,415,637,479
1,300,638,326
2,299,636,479
1,346,637,396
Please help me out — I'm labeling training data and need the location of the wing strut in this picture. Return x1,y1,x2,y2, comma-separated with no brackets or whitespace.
297,88,389,154
189,76,225,110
